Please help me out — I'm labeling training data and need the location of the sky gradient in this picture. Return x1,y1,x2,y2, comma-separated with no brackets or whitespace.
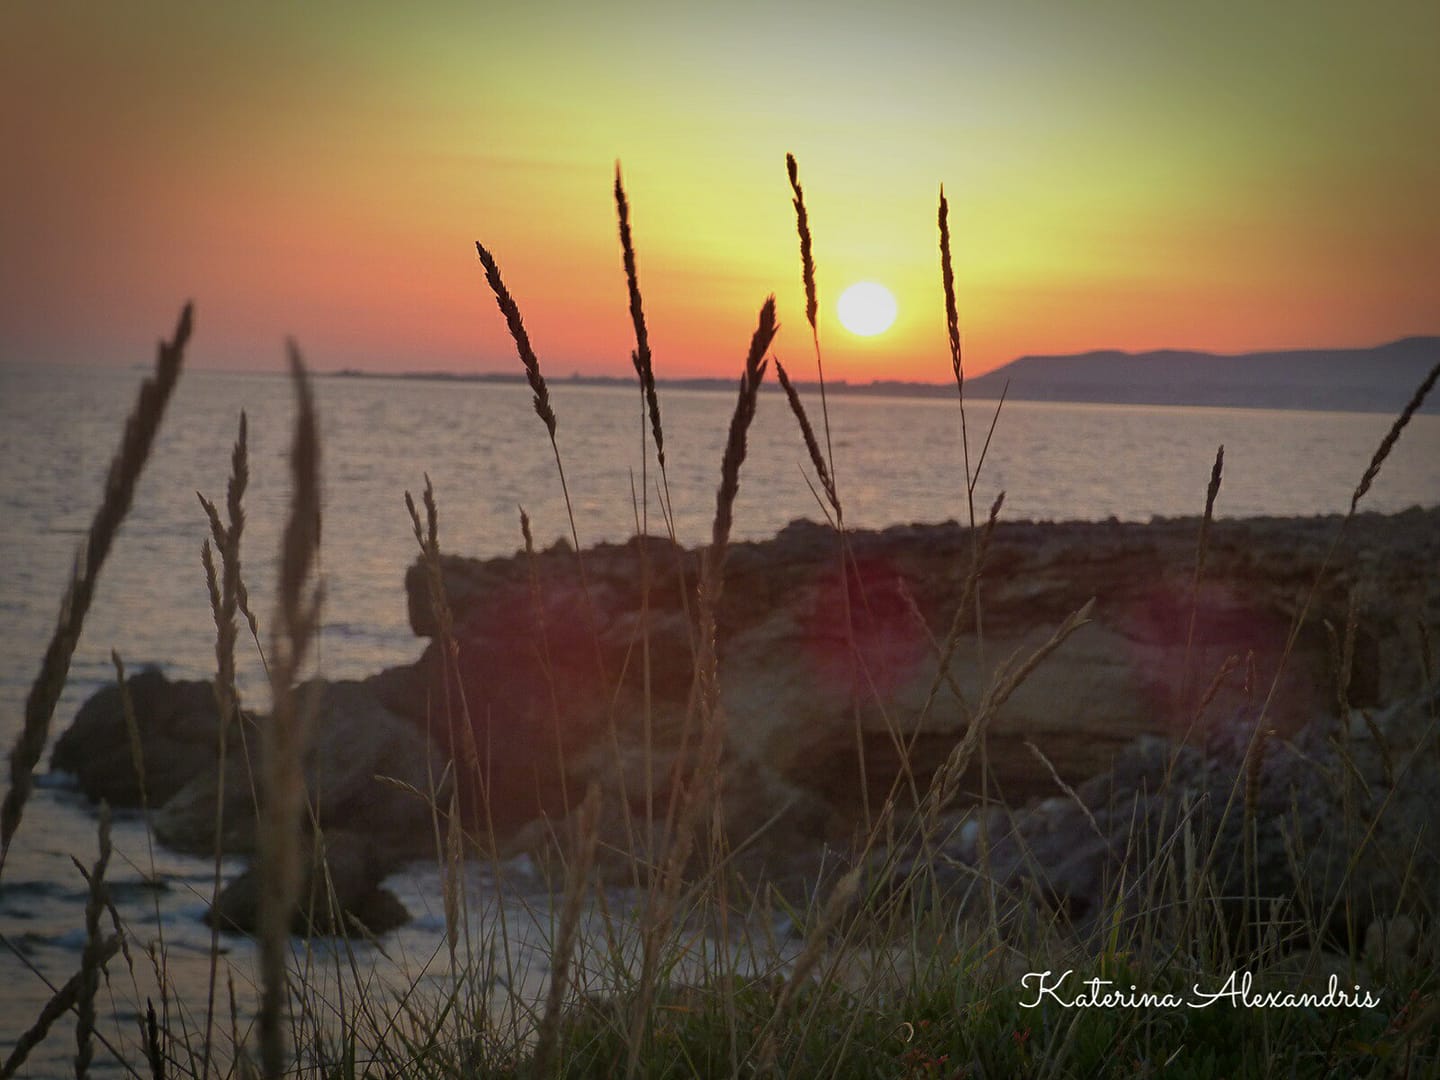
3,1,1437,382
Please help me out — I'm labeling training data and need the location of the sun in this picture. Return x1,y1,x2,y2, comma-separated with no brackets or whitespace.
836,281,898,337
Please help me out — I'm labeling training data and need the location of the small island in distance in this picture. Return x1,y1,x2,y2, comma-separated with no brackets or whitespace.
331,335,1440,414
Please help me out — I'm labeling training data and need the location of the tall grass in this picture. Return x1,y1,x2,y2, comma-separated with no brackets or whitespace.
1,303,192,879
198,412,250,1078
257,347,323,1077
5,169,1439,1080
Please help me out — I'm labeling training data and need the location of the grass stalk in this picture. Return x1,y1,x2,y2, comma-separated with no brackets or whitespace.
0,303,192,878
1179,445,1225,713
625,297,776,1077
197,411,249,1079
774,359,838,515
785,154,835,488
938,187,977,532
1182,359,1440,951
0,936,122,1080
531,783,601,1076
615,164,667,848
615,165,664,474
258,345,323,1078
73,803,113,1079
476,240,608,702
786,153,882,827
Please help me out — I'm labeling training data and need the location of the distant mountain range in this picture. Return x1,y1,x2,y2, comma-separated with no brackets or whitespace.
963,336,1440,414
332,336,1440,414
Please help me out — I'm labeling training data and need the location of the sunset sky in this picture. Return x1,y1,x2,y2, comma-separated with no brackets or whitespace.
3,2,1437,383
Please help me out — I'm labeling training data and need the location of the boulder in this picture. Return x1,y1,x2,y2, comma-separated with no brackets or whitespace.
207,829,410,936
59,673,447,864
51,669,221,807
900,688,1440,947
518,740,837,888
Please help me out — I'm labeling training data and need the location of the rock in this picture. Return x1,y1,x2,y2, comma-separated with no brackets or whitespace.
402,508,1440,834
51,669,221,807
206,829,410,936
396,563,653,835
152,759,259,855
906,688,1440,947
59,673,447,862
514,744,837,888
301,678,449,844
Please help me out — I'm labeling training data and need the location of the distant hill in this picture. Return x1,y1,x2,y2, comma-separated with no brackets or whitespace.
333,336,1440,414
964,337,1440,414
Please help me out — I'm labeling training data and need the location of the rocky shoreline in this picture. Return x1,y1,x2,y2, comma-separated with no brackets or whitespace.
51,508,1440,937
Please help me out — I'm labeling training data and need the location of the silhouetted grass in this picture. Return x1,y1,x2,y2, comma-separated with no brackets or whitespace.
1,303,192,878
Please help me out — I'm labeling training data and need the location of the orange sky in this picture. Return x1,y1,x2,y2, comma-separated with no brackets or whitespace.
2,2,1437,382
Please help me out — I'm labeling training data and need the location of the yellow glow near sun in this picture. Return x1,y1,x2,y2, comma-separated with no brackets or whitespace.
836,281,898,337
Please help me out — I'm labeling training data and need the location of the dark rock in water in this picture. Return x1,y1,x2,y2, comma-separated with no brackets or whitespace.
207,829,410,936
57,672,447,868
51,669,221,807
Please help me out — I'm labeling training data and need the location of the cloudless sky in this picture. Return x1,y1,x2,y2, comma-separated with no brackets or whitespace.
2,1,1437,381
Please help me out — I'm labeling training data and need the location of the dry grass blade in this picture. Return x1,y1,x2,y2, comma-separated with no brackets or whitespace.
73,803,113,1079
615,164,665,468
786,154,818,334
784,152,842,509
1191,653,1242,725
1351,360,1439,514
1026,740,1105,842
938,187,963,395
0,936,121,1080
694,294,778,811
1195,445,1225,585
967,380,1010,500
925,598,1095,819
981,598,1095,717
112,651,148,810
1196,358,1440,920
916,491,1005,724
258,343,323,1079
143,999,164,1080
407,479,481,782
1243,726,1274,824
475,240,557,438
757,867,863,1073
276,348,321,640
1201,444,1224,536
406,474,454,646
443,788,463,965
1180,445,1224,710
477,236,599,674
0,303,191,878
775,358,838,513
625,298,777,1077
231,416,260,646
709,296,778,578
938,185,979,538
782,867,860,1002
198,412,249,1080
532,783,601,1076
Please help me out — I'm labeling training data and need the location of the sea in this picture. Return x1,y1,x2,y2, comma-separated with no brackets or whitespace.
1,362,1437,1074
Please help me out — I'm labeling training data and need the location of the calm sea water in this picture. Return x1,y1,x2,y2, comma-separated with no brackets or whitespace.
1,363,1437,1073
